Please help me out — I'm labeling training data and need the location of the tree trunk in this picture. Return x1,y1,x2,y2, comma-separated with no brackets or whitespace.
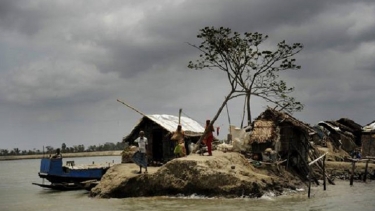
246,92,252,126
240,97,246,128
193,90,235,152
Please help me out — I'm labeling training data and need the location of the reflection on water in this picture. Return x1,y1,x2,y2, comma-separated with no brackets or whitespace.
1,156,374,211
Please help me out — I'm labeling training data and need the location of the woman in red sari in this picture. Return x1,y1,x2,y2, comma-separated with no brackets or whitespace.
204,120,215,156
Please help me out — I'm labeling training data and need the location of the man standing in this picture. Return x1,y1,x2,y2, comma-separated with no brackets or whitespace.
51,148,62,159
134,131,148,174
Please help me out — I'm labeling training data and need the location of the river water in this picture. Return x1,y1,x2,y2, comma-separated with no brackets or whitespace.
0,156,374,211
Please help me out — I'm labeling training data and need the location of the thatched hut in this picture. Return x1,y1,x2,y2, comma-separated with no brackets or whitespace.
336,118,362,146
122,114,204,163
318,120,358,153
362,121,375,157
249,108,318,168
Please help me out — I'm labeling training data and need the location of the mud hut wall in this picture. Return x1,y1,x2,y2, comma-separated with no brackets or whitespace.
311,133,323,145
339,133,357,153
279,124,308,162
279,124,298,152
361,133,375,157
163,135,175,162
150,126,169,162
123,118,168,162
162,133,200,162
251,142,274,154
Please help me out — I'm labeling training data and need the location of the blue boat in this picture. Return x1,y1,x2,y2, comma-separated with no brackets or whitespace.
32,157,112,190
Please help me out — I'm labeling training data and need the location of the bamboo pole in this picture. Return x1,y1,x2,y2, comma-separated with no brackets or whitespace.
323,155,326,191
364,159,370,182
350,161,356,186
290,144,319,186
308,171,311,198
303,138,334,185
286,138,291,169
225,100,232,144
117,99,146,117
225,100,231,127
178,108,182,125
308,152,328,166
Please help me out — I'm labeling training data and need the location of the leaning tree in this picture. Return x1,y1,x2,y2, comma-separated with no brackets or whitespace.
188,26,303,147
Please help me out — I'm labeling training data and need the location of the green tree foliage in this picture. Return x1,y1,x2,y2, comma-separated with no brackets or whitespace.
61,143,67,153
12,148,20,155
73,144,85,152
0,149,9,155
188,26,303,127
87,145,97,152
45,146,54,154
0,141,127,156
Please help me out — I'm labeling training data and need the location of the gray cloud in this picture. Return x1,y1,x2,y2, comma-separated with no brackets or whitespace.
1,0,375,150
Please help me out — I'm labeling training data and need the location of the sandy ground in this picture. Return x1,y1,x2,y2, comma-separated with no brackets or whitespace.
0,150,123,161
105,152,230,178
105,150,375,182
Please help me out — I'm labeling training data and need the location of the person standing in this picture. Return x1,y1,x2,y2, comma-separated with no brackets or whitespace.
134,131,148,174
51,148,62,159
171,125,186,157
204,120,215,156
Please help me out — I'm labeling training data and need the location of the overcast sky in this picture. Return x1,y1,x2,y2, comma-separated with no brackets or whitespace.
1,0,375,151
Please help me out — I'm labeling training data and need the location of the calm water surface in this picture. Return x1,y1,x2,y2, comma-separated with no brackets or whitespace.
1,156,374,211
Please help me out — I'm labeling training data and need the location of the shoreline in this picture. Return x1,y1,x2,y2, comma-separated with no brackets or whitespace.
91,150,375,199
91,151,304,198
0,150,123,161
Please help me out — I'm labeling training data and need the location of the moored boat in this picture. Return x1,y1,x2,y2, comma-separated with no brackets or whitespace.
32,157,113,190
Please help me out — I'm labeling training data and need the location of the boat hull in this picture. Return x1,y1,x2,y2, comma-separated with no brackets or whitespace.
38,171,106,184
35,158,109,190
32,182,84,191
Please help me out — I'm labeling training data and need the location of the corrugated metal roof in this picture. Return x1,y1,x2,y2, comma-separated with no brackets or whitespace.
146,114,205,133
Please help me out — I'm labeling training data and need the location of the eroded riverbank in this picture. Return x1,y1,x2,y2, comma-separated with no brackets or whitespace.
90,151,375,199
91,151,303,198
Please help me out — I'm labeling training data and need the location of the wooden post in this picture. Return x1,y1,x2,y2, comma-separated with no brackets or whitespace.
308,171,311,198
350,160,355,186
117,99,147,116
225,100,231,126
364,159,370,182
323,155,326,191
286,138,291,169
178,108,182,125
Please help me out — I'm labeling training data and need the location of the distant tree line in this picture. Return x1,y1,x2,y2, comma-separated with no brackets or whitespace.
0,141,126,156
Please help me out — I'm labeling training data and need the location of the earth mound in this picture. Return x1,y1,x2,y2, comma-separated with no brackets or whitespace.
90,152,302,198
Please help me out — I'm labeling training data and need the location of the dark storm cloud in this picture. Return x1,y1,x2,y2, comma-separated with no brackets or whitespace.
0,1,62,36
141,0,325,37
87,0,332,77
1,0,375,150
95,38,191,78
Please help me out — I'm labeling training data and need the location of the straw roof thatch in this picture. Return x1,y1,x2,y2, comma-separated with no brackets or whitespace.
318,120,359,152
325,120,356,135
249,108,315,144
248,120,276,143
336,118,362,132
319,117,363,147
